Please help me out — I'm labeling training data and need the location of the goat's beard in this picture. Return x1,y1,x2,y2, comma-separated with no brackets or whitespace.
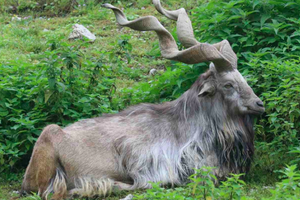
172,75,256,180
213,114,255,176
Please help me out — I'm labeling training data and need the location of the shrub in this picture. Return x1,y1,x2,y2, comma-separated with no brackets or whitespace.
0,40,115,172
191,0,300,61
113,62,207,109
134,167,247,200
263,165,300,200
247,58,300,174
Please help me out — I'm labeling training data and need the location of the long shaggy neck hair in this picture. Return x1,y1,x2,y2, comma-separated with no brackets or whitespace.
115,70,255,187
168,70,255,178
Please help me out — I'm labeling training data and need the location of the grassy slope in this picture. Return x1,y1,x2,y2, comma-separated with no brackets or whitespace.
0,3,172,92
0,1,275,199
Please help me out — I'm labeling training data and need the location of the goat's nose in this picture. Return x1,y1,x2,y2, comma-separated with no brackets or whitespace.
256,101,264,107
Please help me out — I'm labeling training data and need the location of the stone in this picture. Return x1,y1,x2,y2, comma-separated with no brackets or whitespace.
68,24,96,42
119,194,133,200
149,68,157,76
12,16,21,21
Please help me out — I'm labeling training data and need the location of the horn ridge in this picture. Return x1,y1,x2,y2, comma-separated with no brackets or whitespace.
102,3,234,72
153,0,199,48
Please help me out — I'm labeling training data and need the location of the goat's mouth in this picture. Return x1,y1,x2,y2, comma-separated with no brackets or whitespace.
247,107,265,115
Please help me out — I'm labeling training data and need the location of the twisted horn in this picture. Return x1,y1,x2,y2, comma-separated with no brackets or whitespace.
153,0,237,68
153,0,199,48
102,2,235,72
213,40,237,68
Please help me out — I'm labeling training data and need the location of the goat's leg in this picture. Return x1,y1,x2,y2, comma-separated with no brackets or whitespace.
67,180,138,198
68,177,115,198
114,181,134,190
21,125,66,200
115,181,153,191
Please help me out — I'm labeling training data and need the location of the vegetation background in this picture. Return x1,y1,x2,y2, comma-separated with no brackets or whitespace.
0,0,299,199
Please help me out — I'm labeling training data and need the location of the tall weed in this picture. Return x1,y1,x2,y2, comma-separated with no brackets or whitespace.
0,40,115,172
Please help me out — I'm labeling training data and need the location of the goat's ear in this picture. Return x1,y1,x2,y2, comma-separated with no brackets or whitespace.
198,82,215,96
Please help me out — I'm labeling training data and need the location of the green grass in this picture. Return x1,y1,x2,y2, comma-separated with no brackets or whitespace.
0,173,274,200
0,181,20,200
0,5,172,98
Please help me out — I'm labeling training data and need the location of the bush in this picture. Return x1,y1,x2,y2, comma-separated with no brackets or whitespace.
247,58,300,172
191,0,300,61
264,165,300,200
0,40,115,172
112,62,208,109
134,167,247,200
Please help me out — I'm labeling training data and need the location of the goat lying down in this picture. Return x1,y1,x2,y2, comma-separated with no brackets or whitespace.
21,1,265,199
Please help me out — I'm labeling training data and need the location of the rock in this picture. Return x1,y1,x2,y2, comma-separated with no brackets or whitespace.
68,24,96,42
23,16,31,20
149,68,157,76
119,194,133,200
12,16,21,21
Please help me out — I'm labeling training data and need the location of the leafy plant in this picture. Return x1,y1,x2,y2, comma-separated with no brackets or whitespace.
191,0,300,61
263,165,300,200
218,174,246,200
188,167,217,199
0,39,115,172
289,147,300,166
134,167,247,200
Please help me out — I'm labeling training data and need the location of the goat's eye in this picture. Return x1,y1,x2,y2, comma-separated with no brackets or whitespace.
224,83,233,89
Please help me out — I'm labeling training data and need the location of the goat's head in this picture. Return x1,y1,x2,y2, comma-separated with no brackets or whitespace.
198,66,265,116
103,0,265,116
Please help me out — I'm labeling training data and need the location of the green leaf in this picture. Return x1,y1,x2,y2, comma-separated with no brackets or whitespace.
44,90,54,103
260,14,271,27
48,78,56,89
0,110,8,116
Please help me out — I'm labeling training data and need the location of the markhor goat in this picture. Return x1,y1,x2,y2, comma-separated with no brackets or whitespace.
21,1,265,199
